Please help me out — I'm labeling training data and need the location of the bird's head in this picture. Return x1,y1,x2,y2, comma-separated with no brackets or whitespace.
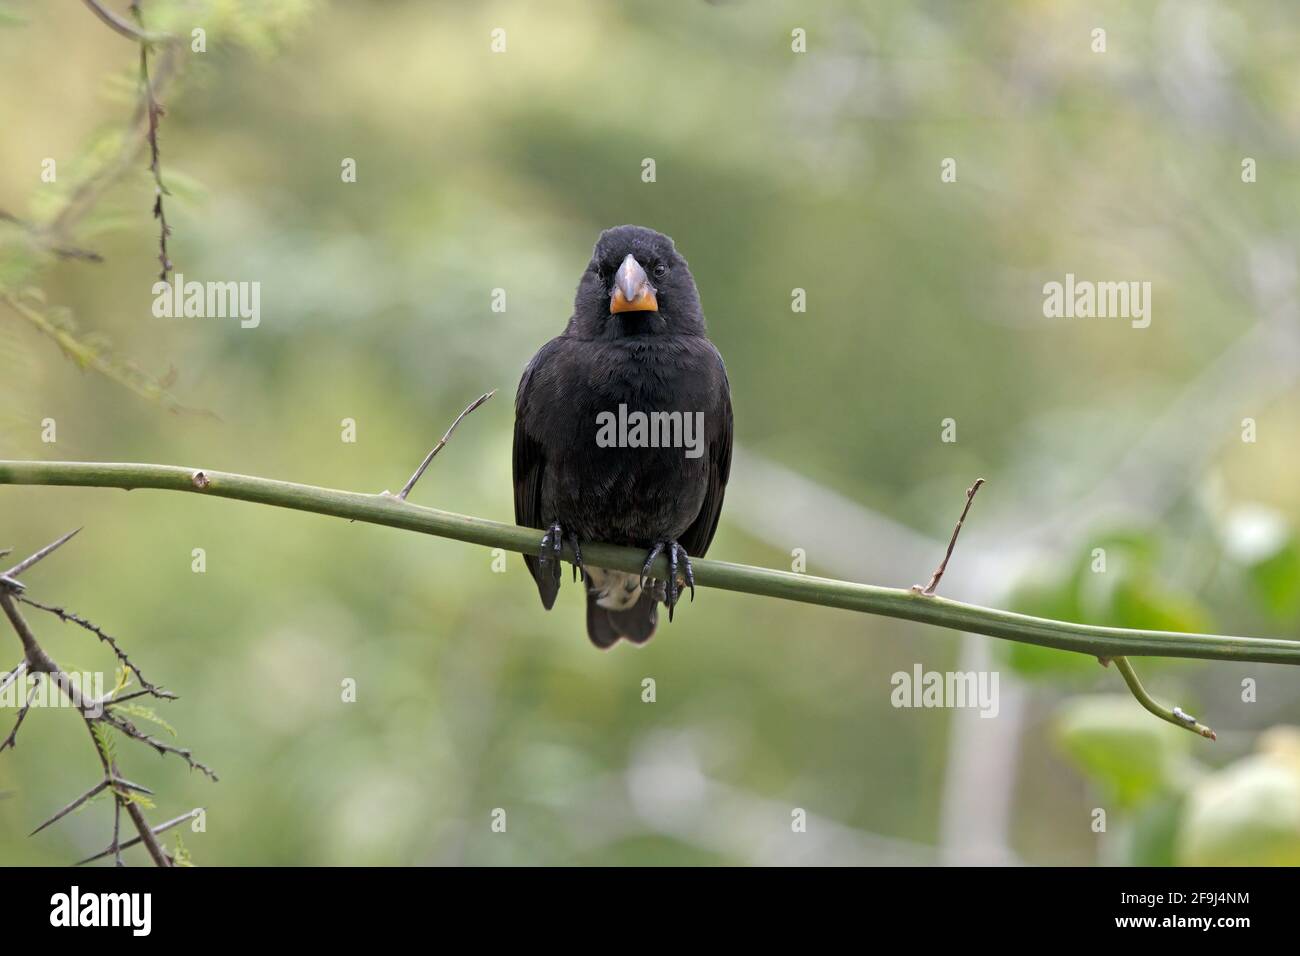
569,225,705,338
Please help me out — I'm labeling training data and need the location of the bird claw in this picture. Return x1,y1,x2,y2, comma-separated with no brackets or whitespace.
566,532,585,583
641,540,693,622
539,523,584,585
639,542,664,592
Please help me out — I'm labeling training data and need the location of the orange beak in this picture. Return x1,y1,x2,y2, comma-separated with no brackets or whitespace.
610,254,658,313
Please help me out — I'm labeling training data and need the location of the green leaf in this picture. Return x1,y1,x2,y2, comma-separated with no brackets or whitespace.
119,789,156,810
116,703,177,737
91,722,117,764
172,833,194,867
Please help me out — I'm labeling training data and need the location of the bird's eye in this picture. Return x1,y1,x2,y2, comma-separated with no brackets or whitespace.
652,263,668,279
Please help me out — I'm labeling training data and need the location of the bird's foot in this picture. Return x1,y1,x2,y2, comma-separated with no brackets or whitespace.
640,539,695,622
539,523,585,585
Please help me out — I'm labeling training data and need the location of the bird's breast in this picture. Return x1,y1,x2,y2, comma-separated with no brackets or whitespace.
534,336,720,544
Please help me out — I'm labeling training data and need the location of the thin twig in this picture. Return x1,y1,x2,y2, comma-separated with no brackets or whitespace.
81,0,169,43
131,1,173,281
104,686,176,707
394,390,497,501
0,533,210,865
0,210,104,261
75,809,198,866
101,711,219,781
0,684,37,752
19,595,168,698
914,478,985,596
47,43,180,241
83,718,171,867
1109,656,1218,740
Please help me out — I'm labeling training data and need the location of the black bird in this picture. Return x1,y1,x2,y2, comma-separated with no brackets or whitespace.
513,225,733,648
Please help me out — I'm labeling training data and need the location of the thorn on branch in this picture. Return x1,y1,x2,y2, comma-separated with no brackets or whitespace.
104,686,178,707
111,776,155,796
119,0,176,282
1,531,214,865
75,808,200,866
2,527,82,581
101,711,220,781
0,684,37,752
913,478,985,597
30,779,109,836
19,595,168,699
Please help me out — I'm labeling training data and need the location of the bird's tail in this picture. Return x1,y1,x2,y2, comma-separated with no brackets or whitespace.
585,584,658,648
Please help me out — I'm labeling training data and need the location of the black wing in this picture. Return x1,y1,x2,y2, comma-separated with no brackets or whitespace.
513,346,559,609
678,364,733,560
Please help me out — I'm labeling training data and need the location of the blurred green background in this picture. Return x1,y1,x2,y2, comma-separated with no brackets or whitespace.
2,0,1300,866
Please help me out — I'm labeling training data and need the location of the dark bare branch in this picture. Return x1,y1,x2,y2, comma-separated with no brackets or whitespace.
75,809,198,866
1,534,211,865
101,711,219,781
19,595,167,698
0,685,37,752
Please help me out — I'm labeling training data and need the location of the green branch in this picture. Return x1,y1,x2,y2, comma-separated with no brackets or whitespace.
2,459,1296,663
1112,656,1218,740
